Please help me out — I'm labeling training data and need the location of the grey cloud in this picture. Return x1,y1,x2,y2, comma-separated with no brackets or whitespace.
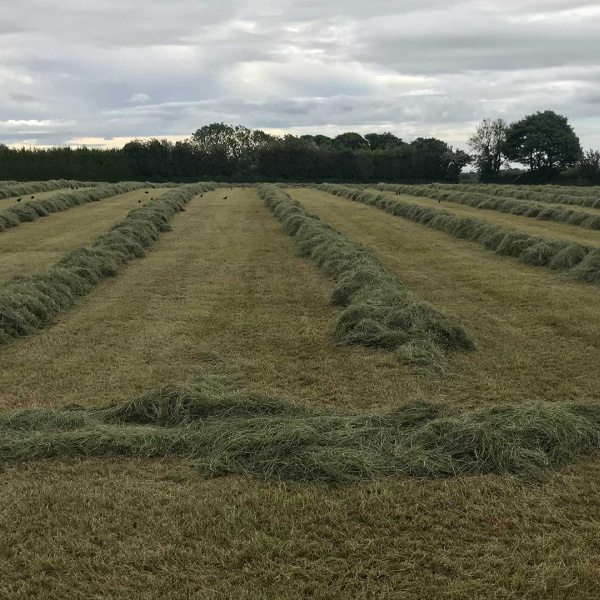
1,0,599,149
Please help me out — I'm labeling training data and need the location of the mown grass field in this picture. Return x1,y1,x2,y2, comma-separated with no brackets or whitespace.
367,188,600,247
1,183,599,599
0,188,169,282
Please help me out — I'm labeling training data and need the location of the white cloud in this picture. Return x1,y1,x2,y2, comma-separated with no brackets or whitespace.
129,93,151,104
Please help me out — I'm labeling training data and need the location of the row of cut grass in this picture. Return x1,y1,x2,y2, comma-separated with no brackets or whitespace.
321,184,600,285
0,179,93,200
434,183,600,208
0,183,217,346
0,188,173,284
0,181,172,234
377,183,600,231
368,189,600,248
259,184,475,365
1,356,599,483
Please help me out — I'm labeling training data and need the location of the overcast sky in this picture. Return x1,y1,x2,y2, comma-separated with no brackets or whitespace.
1,0,599,150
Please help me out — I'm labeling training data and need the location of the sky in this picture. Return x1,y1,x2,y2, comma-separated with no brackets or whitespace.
1,0,599,151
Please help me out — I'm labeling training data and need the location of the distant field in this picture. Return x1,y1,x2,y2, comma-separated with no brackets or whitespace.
1,182,599,599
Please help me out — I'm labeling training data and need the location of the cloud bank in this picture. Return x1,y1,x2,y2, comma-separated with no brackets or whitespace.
1,0,599,149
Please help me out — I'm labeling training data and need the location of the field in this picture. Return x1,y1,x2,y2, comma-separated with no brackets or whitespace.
1,181,600,598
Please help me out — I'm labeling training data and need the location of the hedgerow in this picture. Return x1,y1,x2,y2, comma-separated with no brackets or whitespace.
1,356,599,483
376,183,600,231
320,184,600,286
0,183,216,346
259,184,475,365
0,182,175,233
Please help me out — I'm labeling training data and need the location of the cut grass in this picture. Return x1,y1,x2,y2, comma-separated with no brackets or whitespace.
0,182,173,233
288,187,600,408
1,356,599,483
0,188,172,284
259,184,475,362
0,183,216,345
1,187,600,598
0,179,92,201
371,188,600,248
377,183,600,231
320,184,600,285
443,182,600,209
0,188,442,412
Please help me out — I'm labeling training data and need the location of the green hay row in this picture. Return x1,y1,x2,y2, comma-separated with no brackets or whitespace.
0,179,94,200
0,183,217,346
258,184,475,362
1,356,599,483
377,184,600,231
0,182,175,233
430,183,600,209
320,184,600,286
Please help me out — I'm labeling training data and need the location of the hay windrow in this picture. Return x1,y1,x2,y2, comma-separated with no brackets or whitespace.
427,182,600,209
0,183,217,346
0,179,94,200
1,360,599,483
320,184,600,286
376,183,600,231
258,184,475,362
0,181,177,234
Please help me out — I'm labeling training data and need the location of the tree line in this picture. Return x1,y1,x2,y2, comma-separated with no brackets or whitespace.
0,125,469,183
0,111,598,184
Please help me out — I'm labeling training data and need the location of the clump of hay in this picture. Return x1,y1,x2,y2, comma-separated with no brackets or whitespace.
395,338,449,376
1,359,600,483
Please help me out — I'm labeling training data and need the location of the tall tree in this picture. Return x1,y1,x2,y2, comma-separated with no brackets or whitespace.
502,111,581,179
333,132,368,151
467,118,507,178
364,132,403,150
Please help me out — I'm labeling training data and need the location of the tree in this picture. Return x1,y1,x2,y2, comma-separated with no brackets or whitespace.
364,132,403,150
502,111,581,180
467,118,507,178
577,149,600,182
333,132,368,151
191,123,236,155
